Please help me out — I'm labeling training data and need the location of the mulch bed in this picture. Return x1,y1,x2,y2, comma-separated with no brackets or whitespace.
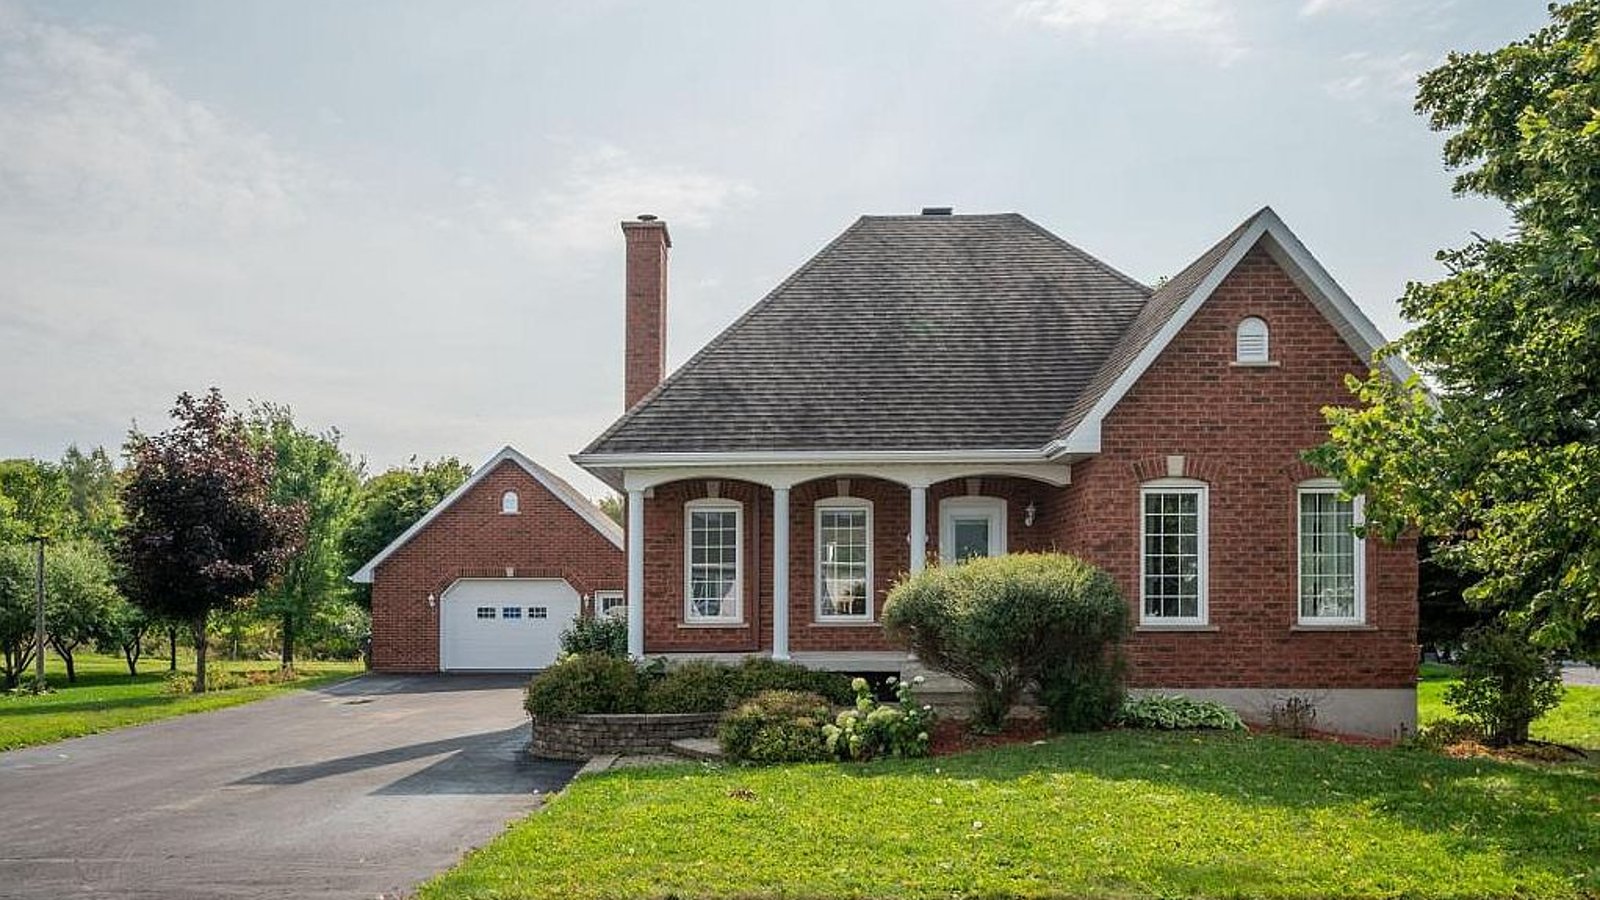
929,717,1049,756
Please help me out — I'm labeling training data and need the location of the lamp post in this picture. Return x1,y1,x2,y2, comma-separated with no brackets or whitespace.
31,535,46,694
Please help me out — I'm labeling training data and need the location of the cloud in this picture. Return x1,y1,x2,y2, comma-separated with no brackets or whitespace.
477,143,755,256
1014,0,1246,64
0,8,320,238
1324,51,1431,107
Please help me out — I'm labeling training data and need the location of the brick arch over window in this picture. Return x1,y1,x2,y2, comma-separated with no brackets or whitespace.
1127,455,1225,485
426,567,598,604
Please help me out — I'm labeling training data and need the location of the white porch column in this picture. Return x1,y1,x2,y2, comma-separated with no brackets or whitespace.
771,486,791,660
908,485,928,575
626,488,646,660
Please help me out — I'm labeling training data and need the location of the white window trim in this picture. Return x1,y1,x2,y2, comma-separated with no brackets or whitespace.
938,497,1007,563
1296,480,1366,625
1236,316,1271,364
1139,478,1210,627
683,498,744,624
814,497,874,623
500,490,520,515
595,589,626,620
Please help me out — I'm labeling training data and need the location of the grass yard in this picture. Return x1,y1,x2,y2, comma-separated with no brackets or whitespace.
1419,662,1600,750
422,730,1600,900
0,652,362,751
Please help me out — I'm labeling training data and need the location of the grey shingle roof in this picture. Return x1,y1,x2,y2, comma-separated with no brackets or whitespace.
582,213,1155,455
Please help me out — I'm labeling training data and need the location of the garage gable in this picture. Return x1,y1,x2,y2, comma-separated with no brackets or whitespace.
350,446,623,584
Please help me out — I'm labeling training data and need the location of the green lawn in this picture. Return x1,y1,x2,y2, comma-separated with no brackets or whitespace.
0,652,362,751
422,730,1600,900
1419,662,1600,750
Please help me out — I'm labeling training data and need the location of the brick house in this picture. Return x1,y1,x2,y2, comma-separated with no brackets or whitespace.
573,208,1419,737
352,447,625,672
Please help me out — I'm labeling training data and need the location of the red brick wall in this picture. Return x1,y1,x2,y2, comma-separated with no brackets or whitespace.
623,220,669,409
370,460,626,672
640,479,769,654
1059,246,1418,689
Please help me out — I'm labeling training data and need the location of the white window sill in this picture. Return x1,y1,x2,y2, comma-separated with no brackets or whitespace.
1135,623,1219,633
677,621,747,629
809,620,880,628
1229,360,1281,368
1290,623,1376,632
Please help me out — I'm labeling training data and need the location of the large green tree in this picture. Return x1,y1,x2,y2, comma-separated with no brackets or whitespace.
340,457,471,607
249,404,363,669
59,445,124,546
0,543,41,688
1313,1,1600,654
119,390,306,691
0,458,73,543
43,541,120,683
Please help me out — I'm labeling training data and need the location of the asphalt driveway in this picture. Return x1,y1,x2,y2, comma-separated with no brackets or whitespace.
0,673,578,899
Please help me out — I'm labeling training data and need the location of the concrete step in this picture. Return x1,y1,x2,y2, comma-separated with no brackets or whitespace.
669,737,724,760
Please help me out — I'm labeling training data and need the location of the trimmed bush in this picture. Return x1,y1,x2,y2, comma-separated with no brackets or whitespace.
1116,694,1245,731
1445,625,1564,746
728,657,854,706
559,615,628,659
719,690,833,763
883,552,1129,733
644,660,735,713
524,653,644,719
1036,649,1125,733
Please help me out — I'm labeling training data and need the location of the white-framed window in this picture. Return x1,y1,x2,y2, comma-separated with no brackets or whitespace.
1236,317,1270,363
595,590,626,620
939,497,1007,563
938,496,1008,563
500,490,520,514
1298,480,1366,624
685,499,743,622
530,606,548,619
815,498,873,621
475,606,496,620
1140,479,1208,625
501,606,523,620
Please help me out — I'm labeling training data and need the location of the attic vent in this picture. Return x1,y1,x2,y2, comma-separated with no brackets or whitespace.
920,206,953,216
1236,317,1270,364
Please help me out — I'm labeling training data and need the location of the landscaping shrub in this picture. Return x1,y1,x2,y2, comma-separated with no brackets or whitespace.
728,657,854,706
559,615,628,659
1446,625,1564,746
883,552,1128,733
1405,718,1485,751
719,690,833,763
523,653,644,719
824,676,934,761
1035,635,1127,733
1117,695,1245,731
644,660,735,713
1267,696,1319,738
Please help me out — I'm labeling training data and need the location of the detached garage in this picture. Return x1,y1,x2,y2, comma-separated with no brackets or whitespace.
351,446,626,673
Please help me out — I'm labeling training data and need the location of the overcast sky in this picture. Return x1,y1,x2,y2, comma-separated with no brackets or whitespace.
0,0,1545,498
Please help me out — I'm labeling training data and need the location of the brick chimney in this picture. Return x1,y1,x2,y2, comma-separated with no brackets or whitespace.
622,215,670,409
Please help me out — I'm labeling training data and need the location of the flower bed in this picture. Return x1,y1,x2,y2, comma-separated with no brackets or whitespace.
530,712,722,760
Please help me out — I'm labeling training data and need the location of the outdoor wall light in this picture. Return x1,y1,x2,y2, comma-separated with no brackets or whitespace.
426,593,436,609
1024,501,1038,527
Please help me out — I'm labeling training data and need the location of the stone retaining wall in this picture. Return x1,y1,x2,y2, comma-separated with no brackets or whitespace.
530,712,722,760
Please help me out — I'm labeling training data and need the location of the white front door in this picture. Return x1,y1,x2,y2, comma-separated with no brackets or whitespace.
939,497,1008,563
439,579,580,671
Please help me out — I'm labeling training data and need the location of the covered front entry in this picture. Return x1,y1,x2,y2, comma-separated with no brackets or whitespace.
439,578,580,671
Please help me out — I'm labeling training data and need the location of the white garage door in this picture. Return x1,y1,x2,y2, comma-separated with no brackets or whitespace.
439,579,581,671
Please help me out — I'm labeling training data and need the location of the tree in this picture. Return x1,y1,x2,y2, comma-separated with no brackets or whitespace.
99,595,153,676
0,543,41,688
59,445,124,546
339,457,470,607
0,458,73,543
249,404,363,669
597,494,623,526
1312,1,1600,655
43,541,119,683
118,390,305,692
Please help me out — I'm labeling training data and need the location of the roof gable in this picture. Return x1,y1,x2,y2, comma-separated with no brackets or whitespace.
1046,207,1411,456
349,446,622,583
